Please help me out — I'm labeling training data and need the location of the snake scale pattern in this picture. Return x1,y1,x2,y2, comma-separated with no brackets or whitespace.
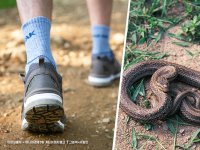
120,60,200,125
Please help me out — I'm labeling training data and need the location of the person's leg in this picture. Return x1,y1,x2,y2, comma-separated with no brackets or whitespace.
86,0,113,60
17,0,52,24
86,0,112,26
17,0,65,133
87,0,121,87
17,0,56,73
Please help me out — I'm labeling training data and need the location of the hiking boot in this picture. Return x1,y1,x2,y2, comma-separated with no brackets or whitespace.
20,58,65,133
88,54,121,87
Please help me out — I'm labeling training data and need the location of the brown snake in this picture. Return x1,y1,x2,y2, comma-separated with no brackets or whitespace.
120,60,200,125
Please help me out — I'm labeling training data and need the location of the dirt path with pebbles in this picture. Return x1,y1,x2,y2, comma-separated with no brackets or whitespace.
0,0,128,149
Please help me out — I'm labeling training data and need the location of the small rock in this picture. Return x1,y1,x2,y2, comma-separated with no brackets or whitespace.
146,141,154,145
105,134,113,139
90,135,98,137
4,130,9,133
3,113,8,117
63,55,70,65
112,33,124,44
179,129,185,134
183,136,191,143
63,88,75,93
110,92,117,99
191,145,196,149
69,51,77,58
64,42,70,49
96,130,99,133
121,115,125,121
105,129,109,133
52,36,65,46
162,123,168,131
97,120,101,124
0,51,12,63
71,114,76,118
18,98,23,102
102,118,111,124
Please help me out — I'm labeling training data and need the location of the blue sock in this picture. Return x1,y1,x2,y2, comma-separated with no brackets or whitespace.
91,25,113,60
22,16,56,73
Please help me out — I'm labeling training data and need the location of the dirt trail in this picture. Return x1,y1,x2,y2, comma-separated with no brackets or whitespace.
115,26,200,150
0,0,128,149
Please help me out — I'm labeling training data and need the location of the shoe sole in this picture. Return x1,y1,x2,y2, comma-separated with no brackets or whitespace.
22,93,64,132
22,118,64,133
88,72,121,87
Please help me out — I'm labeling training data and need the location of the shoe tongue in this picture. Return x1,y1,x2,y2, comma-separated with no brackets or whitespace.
26,57,46,77
39,57,45,65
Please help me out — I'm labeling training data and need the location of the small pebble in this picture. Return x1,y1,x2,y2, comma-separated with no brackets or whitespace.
179,129,185,134
96,130,99,133
52,36,65,46
4,130,9,133
71,114,76,118
162,123,168,131
105,129,109,133
102,118,111,124
64,42,70,49
112,33,124,44
191,145,196,149
105,134,113,139
3,113,8,117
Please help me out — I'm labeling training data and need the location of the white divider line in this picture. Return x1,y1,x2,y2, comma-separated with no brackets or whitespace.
112,0,131,149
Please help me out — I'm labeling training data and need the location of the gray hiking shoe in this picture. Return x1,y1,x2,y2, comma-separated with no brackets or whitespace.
88,54,121,87
20,58,66,133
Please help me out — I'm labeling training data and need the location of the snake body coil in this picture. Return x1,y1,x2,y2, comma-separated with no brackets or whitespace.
120,60,200,125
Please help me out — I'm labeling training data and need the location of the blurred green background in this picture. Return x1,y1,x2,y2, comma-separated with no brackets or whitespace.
0,0,16,9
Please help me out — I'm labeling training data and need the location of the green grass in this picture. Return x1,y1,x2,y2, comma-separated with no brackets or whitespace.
124,47,168,70
179,15,200,43
0,0,16,9
127,122,199,150
131,128,137,149
170,14,200,44
172,41,189,47
125,0,200,70
127,0,200,47
176,128,200,149
128,0,177,46
123,0,200,149
130,130,167,150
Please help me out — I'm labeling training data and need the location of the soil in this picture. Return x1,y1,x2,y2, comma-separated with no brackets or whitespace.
115,26,200,150
0,0,128,150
